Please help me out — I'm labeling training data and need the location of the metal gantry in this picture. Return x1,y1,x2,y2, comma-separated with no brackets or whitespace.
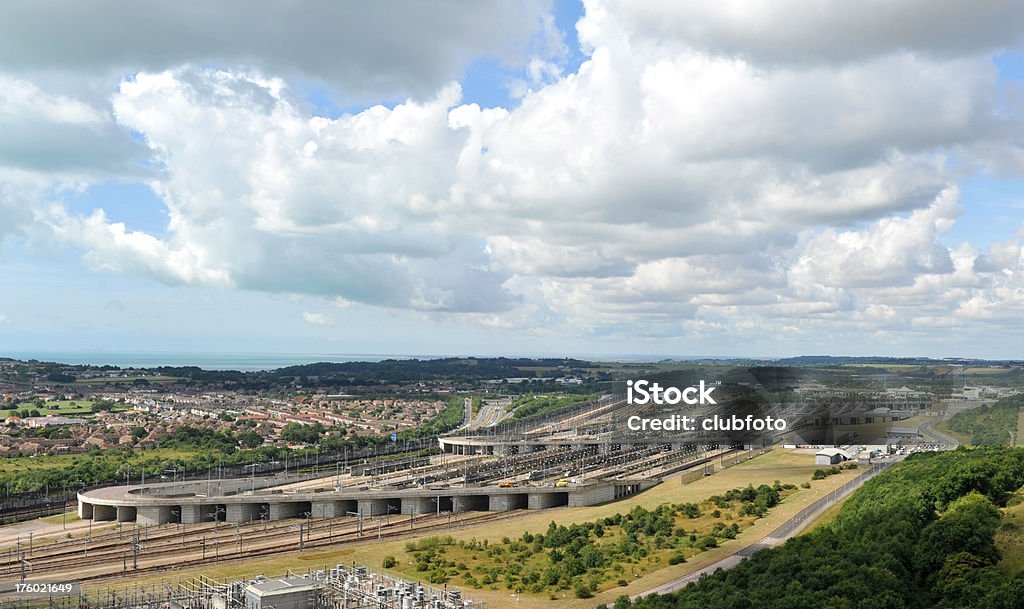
2,564,484,609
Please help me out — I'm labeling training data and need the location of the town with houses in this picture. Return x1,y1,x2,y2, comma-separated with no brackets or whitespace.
1,356,1021,459
0,358,451,458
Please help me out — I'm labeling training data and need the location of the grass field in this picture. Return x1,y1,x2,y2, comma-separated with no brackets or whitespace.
838,363,1017,376
38,511,80,525
1017,407,1024,447
840,364,924,370
802,496,847,534
0,447,202,475
933,420,972,445
895,410,943,428
9,400,101,416
78,449,864,609
996,491,1024,575
393,485,796,596
0,453,88,474
960,367,1016,375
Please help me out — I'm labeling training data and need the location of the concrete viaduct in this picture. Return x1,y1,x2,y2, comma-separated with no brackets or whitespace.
438,434,698,456
78,478,657,527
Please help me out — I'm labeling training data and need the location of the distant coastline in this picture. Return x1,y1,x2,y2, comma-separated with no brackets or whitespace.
0,351,428,372
4,352,1015,373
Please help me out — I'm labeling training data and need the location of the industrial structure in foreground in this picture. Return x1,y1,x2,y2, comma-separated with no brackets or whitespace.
4,563,485,609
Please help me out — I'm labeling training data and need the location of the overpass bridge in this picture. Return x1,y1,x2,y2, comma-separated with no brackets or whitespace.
438,434,708,456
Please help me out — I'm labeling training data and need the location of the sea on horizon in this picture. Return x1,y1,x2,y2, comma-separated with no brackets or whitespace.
1,351,430,372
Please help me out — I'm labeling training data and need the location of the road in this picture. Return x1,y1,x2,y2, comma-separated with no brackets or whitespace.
918,417,960,447
467,399,509,429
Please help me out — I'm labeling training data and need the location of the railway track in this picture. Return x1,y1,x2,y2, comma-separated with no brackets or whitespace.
2,445,730,571
1,514,381,574
2,510,518,584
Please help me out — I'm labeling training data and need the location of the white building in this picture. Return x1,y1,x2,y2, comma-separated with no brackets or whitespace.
815,447,849,465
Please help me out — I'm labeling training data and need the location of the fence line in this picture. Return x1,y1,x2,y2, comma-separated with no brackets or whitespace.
739,458,898,555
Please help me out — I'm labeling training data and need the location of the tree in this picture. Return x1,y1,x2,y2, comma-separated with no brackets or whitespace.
281,422,322,444
91,400,115,413
239,430,263,449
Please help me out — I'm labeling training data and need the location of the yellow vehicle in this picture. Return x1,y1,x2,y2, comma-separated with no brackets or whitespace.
498,480,515,488
554,479,569,488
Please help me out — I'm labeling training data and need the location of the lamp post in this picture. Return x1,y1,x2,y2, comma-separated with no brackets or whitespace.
85,518,92,556
171,509,184,547
163,467,180,493
208,506,225,532
344,511,363,536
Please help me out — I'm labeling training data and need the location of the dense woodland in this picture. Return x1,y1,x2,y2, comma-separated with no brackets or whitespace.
614,446,1024,609
945,395,1024,446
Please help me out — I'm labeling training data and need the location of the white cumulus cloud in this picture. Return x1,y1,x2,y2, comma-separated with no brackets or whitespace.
3,0,1024,350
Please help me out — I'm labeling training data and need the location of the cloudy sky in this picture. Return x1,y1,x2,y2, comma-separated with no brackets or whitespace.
2,0,1024,361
